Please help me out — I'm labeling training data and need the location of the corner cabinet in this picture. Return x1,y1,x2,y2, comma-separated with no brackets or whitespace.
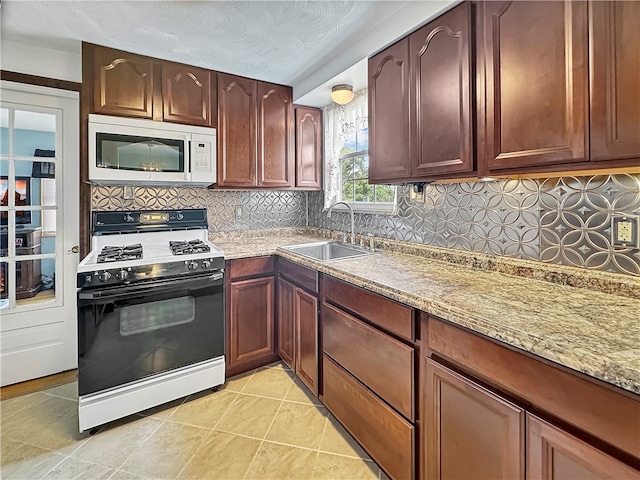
217,74,294,188
293,106,322,190
225,256,278,377
368,1,474,183
162,63,215,127
277,259,319,394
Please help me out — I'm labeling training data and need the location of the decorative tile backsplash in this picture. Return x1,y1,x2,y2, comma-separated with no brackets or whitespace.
93,173,640,276
309,174,640,276
92,186,307,231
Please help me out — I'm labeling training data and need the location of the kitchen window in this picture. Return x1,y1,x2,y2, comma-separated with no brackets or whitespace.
324,88,396,214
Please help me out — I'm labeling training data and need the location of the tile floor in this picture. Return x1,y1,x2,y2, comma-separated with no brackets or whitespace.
1,362,385,479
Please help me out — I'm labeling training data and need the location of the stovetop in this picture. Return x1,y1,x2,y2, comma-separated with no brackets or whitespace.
97,244,144,263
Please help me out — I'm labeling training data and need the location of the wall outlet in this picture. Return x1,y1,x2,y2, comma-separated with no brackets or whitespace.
611,214,639,248
234,205,243,219
123,185,135,200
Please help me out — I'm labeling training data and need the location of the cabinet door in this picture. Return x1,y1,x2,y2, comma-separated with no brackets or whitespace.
294,106,322,190
257,82,293,188
295,288,318,395
527,414,640,479
218,74,257,187
425,359,524,479
590,1,640,162
93,46,155,118
478,1,588,171
277,278,296,369
227,276,275,372
410,2,474,177
368,38,413,183
162,63,212,127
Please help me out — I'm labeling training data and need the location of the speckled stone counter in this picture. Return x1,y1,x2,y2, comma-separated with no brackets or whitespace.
209,228,640,395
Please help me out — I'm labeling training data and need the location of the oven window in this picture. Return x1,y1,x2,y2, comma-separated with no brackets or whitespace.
120,296,194,336
96,133,184,172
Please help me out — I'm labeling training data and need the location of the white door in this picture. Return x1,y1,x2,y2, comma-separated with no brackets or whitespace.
0,81,79,386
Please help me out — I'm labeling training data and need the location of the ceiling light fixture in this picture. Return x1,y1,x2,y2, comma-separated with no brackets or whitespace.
331,84,354,105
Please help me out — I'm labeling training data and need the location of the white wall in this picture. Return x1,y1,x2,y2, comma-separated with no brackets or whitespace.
1,40,82,83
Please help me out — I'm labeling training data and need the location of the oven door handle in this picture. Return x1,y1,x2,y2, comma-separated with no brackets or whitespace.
78,272,224,301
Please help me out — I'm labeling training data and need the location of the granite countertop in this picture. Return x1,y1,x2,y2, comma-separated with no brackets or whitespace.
210,229,640,395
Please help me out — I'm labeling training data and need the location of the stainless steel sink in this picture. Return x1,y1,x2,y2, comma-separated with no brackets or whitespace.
281,241,378,262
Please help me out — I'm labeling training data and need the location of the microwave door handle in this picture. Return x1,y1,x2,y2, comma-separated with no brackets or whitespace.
184,135,192,180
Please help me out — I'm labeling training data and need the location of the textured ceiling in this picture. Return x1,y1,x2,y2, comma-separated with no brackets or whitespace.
1,0,406,86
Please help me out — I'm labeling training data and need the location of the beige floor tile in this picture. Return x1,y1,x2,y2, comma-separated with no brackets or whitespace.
241,364,294,399
1,437,24,458
320,416,370,460
42,456,114,479
169,390,237,428
245,441,317,480
43,382,78,401
108,470,148,480
120,422,208,479
313,453,379,479
215,394,281,439
0,443,65,480
284,377,322,406
1,395,89,454
220,370,254,393
1,392,49,420
265,402,327,449
177,430,261,479
72,416,163,469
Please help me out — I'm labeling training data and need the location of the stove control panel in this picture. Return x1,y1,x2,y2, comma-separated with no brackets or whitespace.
77,256,225,288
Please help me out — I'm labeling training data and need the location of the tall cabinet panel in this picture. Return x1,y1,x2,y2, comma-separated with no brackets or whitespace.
410,2,474,177
162,64,214,127
478,1,588,171
93,46,155,119
217,73,257,187
589,1,640,162
294,106,323,190
368,38,412,183
257,82,293,188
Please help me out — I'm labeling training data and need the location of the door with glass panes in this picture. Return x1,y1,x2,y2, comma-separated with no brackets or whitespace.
0,81,79,386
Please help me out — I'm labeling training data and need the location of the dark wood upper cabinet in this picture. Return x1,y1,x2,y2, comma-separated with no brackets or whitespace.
425,359,525,479
217,73,258,187
368,38,413,183
478,1,588,171
589,1,640,163
294,106,323,190
410,1,474,177
93,46,155,119
527,414,640,479
162,63,214,127
257,82,293,188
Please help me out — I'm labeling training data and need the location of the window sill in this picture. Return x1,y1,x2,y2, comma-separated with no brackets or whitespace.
327,202,396,215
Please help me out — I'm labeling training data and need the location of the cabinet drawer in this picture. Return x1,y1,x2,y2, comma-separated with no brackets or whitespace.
324,276,415,341
323,302,414,420
278,258,318,293
323,355,414,480
228,256,275,280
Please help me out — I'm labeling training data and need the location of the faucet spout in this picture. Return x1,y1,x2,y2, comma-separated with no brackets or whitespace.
327,201,355,245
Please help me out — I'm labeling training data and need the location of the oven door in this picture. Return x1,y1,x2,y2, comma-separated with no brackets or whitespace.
77,272,224,396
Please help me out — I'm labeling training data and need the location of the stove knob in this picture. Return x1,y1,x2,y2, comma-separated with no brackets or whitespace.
98,271,112,283
116,270,129,280
176,212,184,220
201,260,211,269
84,275,93,285
188,261,198,271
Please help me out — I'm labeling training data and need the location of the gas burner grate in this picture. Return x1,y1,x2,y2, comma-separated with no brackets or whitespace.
169,240,211,256
97,244,143,263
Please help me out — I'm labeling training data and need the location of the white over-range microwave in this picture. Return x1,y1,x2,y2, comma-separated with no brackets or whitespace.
88,114,217,187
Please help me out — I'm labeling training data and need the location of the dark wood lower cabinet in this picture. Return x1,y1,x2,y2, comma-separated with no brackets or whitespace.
323,354,414,480
424,358,525,479
527,414,640,479
277,278,296,369
226,258,277,376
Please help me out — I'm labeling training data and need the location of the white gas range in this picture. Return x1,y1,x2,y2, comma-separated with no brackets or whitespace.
76,208,226,432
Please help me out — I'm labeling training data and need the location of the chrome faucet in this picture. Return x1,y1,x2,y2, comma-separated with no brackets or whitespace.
327,201,355,245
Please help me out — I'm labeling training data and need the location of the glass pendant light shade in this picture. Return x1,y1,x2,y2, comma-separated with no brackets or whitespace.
330,84,355,105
